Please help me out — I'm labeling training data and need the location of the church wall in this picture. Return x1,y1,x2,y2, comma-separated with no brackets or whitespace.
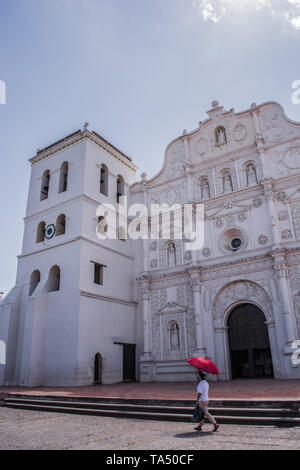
76,294,137,385
11,240,81,386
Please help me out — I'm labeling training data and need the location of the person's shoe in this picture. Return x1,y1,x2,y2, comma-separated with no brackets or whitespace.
194,425,202,431
213,424,220,432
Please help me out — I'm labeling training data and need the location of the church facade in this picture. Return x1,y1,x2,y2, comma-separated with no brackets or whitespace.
1,100,300,386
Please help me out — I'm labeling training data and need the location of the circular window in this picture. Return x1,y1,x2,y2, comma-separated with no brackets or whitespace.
231,238,242,251
218,228,247,254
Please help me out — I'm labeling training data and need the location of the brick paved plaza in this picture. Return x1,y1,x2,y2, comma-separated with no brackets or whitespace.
1,378,300,401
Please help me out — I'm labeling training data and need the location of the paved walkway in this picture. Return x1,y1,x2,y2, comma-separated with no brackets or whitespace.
1,407,300,450
1,379,299,401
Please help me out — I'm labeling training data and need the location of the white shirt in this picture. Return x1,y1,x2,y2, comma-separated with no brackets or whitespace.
197,380,209,401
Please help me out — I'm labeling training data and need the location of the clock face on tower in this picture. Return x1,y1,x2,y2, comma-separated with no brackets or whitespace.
45,224,56,240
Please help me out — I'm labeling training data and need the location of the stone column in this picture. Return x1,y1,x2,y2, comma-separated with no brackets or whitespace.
141,180,149,272
271,250,298,346
214,326,230,380
184,163,193,203
262,180,281,246
251,106,270,180
139,276,152,357
233,159,240,189
211,167,217,197
189,270,206,356
183,135,193,203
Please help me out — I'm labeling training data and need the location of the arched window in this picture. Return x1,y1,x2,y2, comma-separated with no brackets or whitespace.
58,162,68,193
40,170,50,200
215,126,226,146
36,221,46,243
29,270,40,296
47,265,60,292
116,175,124,203
246,162,258,187
200,177,211,200
97,216,108,236
55,214,66,236
100,164,108,196
167,241,176,266
169,322,180,350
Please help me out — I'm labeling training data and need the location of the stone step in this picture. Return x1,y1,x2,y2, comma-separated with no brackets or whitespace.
4,394,300,409
4,397,300,418
4,399,300,426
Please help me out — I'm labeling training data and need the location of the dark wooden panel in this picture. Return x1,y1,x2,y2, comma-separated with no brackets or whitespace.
228,304,274,379
123,344,136,382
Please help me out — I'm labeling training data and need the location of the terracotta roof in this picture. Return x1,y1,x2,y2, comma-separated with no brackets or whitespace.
92,131,132,162
35,128,132,163
37,130,82,154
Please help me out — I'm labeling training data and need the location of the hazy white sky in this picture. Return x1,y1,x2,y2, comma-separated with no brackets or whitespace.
0,0,300,293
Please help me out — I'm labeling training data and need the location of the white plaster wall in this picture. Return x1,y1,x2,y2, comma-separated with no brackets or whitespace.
13,241,81,386
76,294,137,384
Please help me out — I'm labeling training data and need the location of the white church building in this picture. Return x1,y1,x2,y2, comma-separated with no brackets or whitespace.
1,100,300,386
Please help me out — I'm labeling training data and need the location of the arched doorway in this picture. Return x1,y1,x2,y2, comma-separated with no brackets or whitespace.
94,353,103,384
227,304,274,379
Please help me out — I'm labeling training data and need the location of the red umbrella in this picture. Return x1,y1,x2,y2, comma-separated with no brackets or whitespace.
187,357,220,375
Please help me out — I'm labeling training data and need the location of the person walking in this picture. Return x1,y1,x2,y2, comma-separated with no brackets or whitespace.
194,371,220,432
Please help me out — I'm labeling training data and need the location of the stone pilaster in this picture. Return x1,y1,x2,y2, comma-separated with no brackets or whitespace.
138,275,152,358
271,249,298,349
262,180,281,246
189,270,206,357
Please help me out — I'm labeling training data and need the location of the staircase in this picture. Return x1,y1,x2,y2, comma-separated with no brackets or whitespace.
2,395,300,426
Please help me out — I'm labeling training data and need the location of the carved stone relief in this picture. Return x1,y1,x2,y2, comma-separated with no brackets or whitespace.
278,210,289,221
281,229,293,240
258,234,269,245
150,259,158,269
195,138,208,156
260,108,295,144
291,201,300,239
150,283,195,361
212,280,274,325
270,146,300,178
233,123,247,142
203,247,212,258
284,147,300,170
289,265,300,321
253,198,263,208
149,181,185,206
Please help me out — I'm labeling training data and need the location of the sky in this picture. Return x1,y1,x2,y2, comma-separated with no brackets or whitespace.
0,0,300,294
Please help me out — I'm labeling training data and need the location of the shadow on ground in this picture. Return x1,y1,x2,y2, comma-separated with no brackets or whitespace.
174,431,214,439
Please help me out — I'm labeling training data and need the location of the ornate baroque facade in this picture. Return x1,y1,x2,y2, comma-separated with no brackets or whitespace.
133,100,300,381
